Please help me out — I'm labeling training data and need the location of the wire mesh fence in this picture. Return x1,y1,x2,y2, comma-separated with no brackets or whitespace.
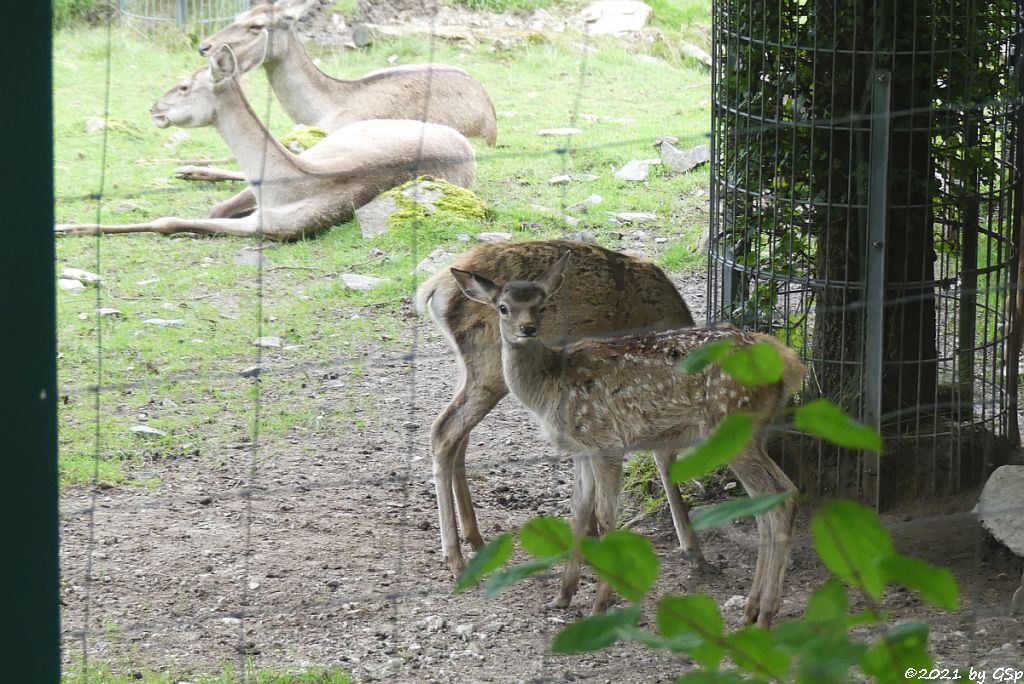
708,0,1024,508
118,0,249,33
52,0,1024,681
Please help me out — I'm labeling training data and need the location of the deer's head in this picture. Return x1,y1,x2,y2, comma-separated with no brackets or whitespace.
451,252,570,346
198,1,310,71
150,46,240,129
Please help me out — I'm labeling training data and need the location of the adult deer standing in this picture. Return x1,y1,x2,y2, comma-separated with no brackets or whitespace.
450,252,801,626
417,241,721,581
56,46,475,240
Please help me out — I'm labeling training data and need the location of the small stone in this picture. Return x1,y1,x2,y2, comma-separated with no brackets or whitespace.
233,248,270,267
78,313,88,320
198,496,213,505
575,173,599,182
356,195,399,239
456,233,471,241
341,273,385,291
723,481,738,490
425,616,446,633
567,194,603,213
85,116,109,133
96,307,120,317
614,158,660,181
659,142,711,175
61,267,101,285
411,249,454,276
655,237,669,244
538,128,582,136
723,595,746,611
59,279,86,291
484,621,506,633
548,174,571,185
253,336,283,348
416,520,431,531
577,0,652,35
163,130,192,149
615,212,658,224
239,366,262,378
401,181,446,213
476,232,512,242
402,421,419,430
561,231,597,244
130,425,167,437
454,623,475,640
352,23,372,47
327,579,341,588
466,642,484,657
387,54,399,65
679,41,713,67
143,318,184,327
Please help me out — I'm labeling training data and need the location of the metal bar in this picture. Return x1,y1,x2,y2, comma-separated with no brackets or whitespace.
0,1,59,680
176,0,186,28
863,68,892,510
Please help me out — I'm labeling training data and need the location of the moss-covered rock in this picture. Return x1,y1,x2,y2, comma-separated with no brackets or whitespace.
385,176,487,229
279,125,330,154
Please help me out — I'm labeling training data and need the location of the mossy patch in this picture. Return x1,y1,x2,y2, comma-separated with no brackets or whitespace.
280,125,330,153
384,176,488,230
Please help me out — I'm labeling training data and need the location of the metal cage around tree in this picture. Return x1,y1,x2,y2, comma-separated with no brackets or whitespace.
117,0,249,34
708,0,1024,507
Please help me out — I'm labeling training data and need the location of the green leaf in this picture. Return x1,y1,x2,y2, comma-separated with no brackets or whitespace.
720,342,784,386
519,516,573,558
691,492,794,531
726,625,791,679
483,555,563,598
617,625,703,652
581,530,659,602
675,673,756,684
454,533,513,593
803,579,849,624
551,605,642,654
793,400,883,452
811,501,895,599
657,594,725,670
860,620,932,684
676,339,733,374
881,554,959,611
670,412,755,483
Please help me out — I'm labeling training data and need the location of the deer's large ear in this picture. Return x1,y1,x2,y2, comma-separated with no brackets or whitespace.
278,0,316,22
451,269,500,306
535,251,570,298
237,29,270,72
210,45,238,83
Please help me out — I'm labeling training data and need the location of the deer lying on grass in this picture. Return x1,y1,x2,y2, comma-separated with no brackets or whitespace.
417,241,721,581
177,0,497,185
450,252,802,626
56,45,475,240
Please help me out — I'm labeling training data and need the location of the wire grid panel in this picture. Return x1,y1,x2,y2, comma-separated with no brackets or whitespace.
708,0,1024,506
118,0,249,33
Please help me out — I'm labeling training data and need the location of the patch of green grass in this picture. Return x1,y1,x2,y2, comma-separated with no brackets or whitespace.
54,26,711,486
62,662,350,684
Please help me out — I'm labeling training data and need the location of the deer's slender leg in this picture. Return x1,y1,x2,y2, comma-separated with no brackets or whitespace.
453,434,488,551
590,453,624,614
175,164,247,182
55,214,296,240
551,455,595,609
729,442,797,627
653,449,718,574
209,188,256,219
430,368,506,577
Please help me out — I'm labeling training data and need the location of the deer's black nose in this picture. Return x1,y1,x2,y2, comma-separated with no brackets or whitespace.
198,43,212,56
520,323,538,337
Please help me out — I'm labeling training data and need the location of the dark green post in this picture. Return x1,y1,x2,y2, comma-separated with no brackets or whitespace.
0,1,60,680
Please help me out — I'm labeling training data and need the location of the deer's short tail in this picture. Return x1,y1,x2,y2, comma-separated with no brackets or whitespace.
415,268,452,312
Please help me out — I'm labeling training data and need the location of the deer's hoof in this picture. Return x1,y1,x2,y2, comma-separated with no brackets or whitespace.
693,559,722,576
547,594,572,610
446,551,466,580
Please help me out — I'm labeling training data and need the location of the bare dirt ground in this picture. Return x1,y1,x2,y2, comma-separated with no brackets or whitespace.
59,271,1024,682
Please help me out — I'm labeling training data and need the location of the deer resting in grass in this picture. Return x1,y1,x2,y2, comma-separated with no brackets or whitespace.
179,0,497,185
417,241,722,582
55,45,475,240
450,252,802,626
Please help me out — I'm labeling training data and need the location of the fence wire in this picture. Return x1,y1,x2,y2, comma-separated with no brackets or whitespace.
54,1,1024,682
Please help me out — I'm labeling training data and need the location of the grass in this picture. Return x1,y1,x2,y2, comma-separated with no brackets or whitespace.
63,663,349,683
54,19,711,486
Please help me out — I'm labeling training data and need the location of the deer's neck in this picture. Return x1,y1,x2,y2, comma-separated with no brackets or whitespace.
212,81,298,185
501,340,566,426
262,30,353,126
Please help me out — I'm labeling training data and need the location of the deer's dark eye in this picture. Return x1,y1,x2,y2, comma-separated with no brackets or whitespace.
178,84,188,93
498,304,509,315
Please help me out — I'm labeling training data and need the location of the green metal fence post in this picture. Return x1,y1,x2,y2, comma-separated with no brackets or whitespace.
0,2,60,681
